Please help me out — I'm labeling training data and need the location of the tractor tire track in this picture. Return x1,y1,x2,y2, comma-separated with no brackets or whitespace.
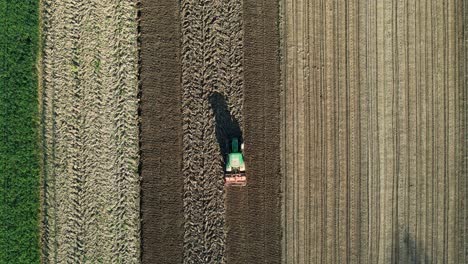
181,0,226,262
217,0,244,124
40,0,140,263
61,0,89,261
51,0,77,261
79,0,103,260
40,0,60,261
181,0,209,261
107,1,140,261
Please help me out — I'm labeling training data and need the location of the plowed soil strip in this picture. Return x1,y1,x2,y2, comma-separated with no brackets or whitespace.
40,1,140,262
225,1,282,263
181,1,225,262
180,0,246,262
140,0,184,263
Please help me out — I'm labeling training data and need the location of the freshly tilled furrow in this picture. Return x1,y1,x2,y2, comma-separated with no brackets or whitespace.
181,1,224,262
181,0,244,262
139,0,185,261
224,1,282,262
40,0,140,263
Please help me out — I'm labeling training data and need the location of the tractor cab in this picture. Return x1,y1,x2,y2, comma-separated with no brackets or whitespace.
225,138,246,186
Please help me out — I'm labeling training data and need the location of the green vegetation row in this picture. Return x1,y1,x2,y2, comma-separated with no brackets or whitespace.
0,0,40,263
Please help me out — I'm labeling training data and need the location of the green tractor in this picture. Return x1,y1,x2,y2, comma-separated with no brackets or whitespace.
225,137,247,186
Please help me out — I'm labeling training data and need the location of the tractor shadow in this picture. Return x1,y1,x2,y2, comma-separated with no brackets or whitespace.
390,228,430,263
209,91,243,164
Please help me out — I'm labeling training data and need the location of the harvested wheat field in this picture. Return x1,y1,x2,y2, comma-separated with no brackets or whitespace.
282,0,467,263
39,0,140,262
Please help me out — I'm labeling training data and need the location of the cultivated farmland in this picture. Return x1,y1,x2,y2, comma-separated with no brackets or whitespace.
30,0,468,263
140,0,282,263
140,0,184,262
0,1,40,263
40,0,140,262
141,0,466,263
281,0,467,263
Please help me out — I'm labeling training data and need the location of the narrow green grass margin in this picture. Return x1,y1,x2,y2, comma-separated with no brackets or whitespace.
0,0,40,263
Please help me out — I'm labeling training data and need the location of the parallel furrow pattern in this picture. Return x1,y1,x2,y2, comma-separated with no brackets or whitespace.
40,0,59,260
180,0,244,262
218,0,244,124
281,0,467,263
40,0,140,263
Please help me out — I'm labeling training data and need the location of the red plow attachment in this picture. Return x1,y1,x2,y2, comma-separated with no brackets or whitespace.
225,173,247,187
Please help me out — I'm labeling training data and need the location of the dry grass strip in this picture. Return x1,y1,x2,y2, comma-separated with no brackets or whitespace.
40,0,140,262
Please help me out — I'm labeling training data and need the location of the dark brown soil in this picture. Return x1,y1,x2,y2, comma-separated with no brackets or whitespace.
140,1,184,263
225,1,282,263
139,0,281,262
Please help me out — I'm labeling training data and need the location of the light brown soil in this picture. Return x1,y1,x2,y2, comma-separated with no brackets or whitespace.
281,0,467,263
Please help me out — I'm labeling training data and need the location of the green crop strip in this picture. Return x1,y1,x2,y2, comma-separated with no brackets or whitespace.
0,0,40,263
